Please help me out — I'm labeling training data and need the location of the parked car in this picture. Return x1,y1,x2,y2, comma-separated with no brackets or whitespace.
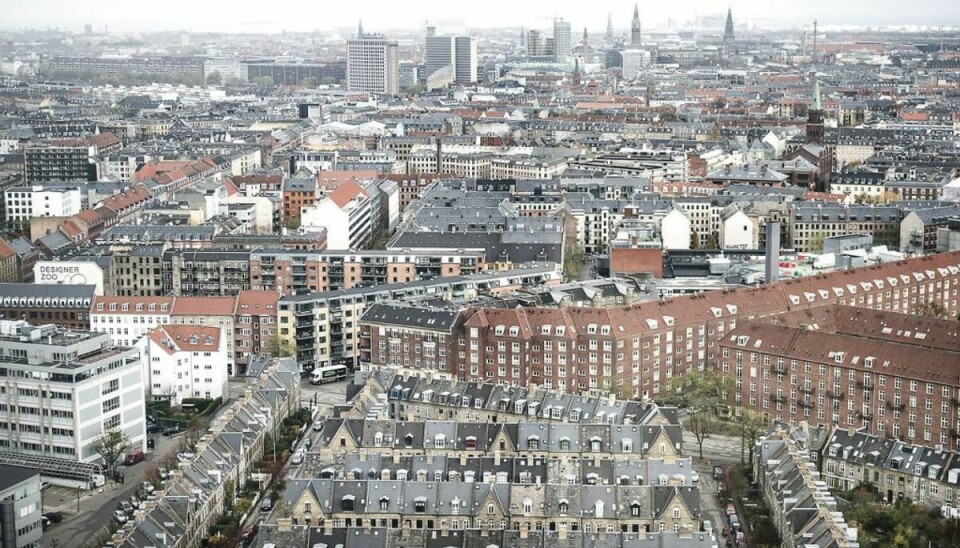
713,465,724,479
123,450,145,465
177,452,195,462
691,471,700,483
161,425,179,436
726,503,736,515
291,451,304,465
130,495,141,507
158,467,170,480
146,423,161,434
113,510,128,524
119,501,134,516
142,482,155,494
312,420,324,432
703,519,713,534
42,512,62,525
260,497,273,511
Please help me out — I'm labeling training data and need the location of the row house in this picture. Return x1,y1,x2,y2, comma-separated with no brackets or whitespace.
281,478,701,537
754,428,859,548
113,358,301,548
360,252,960,400
249,526,719,548
723,305,960,448
315,419,683,463
821,426,960,509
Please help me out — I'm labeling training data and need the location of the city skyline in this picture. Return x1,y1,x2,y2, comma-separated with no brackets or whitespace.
2,0,960,34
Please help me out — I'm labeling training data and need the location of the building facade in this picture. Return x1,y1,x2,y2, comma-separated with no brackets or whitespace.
347,35,399,95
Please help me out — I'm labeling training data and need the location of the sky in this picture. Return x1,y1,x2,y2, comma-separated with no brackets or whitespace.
2,0,959,34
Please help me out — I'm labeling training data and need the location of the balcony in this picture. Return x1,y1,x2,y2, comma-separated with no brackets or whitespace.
829,391,845,400
952,398,960,408
772,394,786,403
856,381,875,390
886,401,905,412
799,386,815,395
799,401,814,409
856,411,873,420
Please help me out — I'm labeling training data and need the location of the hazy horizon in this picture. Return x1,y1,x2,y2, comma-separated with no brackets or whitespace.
2,0,959,35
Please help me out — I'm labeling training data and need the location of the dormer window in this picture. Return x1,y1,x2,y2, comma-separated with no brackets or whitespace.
508,326,519,337
379,496,389,511
414,497,427,513
631,502,641,517
405,434,414,448
434,434,446,449
341,495,355,511
527,436,539,450
559,500,569,516
559,438,570,451
465,436,477,450
494,325,505,335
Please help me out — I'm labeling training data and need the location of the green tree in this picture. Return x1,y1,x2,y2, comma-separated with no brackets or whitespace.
914,300,949,319
263,333,295,358
91,428,131,476
283,216,301,231
808,231,827,253
404,83,425,95
665,371,733,459
690,230,701,250
563,242,586,282
300,77,318,88
206,70,222,85
253,76,274,86
704,233,719,250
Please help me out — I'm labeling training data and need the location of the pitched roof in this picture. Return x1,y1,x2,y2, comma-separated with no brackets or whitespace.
171,296,237,317
148,325,222,354
328,180,368,209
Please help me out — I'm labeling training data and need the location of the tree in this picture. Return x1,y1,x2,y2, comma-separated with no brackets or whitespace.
283,216,301,231
808,231,827,253
563,242,586,282
263,333,295,358
300,77,318,88
205,70,222,85
404,83,425,95
665,371,733,459
736,408,768,464
92,428,131,476
913,300,949,319
690,230,701,250
704,233,720,250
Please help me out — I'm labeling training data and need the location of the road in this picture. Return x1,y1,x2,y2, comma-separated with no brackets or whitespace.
42,433,182,548
682,430,744,465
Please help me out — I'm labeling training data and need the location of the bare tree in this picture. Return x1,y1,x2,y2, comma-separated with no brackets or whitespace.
91,428,131,476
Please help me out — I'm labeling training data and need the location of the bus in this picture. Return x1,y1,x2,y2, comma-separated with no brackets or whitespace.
310,364,348,385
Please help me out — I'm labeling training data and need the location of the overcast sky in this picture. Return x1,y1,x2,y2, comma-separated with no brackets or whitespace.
2,0,958,34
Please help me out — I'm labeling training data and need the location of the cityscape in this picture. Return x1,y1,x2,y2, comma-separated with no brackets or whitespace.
0,2,960,547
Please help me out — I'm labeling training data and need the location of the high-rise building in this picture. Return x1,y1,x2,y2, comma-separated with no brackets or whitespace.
424,35,456,78
606,13,614,40
527,29,547,57
347,34,399,95
631,3,642,47
424,35,476,85
454,36,477,83
553,18,572,62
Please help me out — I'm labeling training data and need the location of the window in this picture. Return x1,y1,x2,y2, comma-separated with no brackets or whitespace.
379,497,389,511
673,506,681,519
559,501,568,516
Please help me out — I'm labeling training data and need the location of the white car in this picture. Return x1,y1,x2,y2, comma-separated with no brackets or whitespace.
142,482,155,494
291,451,304,465
691,471,700,483
312,421,324,432
113,510,128,524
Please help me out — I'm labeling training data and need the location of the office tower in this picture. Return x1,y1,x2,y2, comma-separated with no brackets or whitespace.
553,18,572,62
454,36,477,83
631,3,642,46
347,34,399,94
527,29,547,57
606,13,614,40
424,35,456,78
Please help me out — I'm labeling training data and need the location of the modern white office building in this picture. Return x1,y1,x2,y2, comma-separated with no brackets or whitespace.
553,19,572,62
454,36,477,84
347,34,399,94
0,320,146,464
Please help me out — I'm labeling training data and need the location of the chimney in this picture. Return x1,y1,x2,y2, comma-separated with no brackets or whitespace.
765,221,781,284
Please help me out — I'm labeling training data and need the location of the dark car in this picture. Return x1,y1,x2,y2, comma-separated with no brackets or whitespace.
241,525,258,544
123,450,144,465
42,512,63,524
161,425,179,436
147,423,160,434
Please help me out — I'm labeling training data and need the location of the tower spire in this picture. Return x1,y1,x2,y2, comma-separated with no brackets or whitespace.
724,8,735,43
606,13,614,40
631,3,642,47
358,19,364,38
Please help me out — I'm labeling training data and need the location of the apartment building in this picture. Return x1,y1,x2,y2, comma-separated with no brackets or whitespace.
724,305,960,448
144,325,228,404
490,156,568,179
300,181,380,249
278,265,561,371
171,297,237,375
0,320,146,462
282,176,318,222
107,245,166,296
789,203,900,252
4,185,82,222
24,133,121,183
0,284,95,330
251,249,482,295
233,290,279,374
162,250,251,296
0,465,42,548
90,296,174,347
358,252,960,399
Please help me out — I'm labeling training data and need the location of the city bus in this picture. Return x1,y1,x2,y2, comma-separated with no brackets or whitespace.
310,364,348,385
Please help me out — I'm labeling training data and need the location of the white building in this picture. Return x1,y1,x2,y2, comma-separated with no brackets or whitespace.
90,296,174,347
659,208,692,250
300,180,376,249
454,36,477,84
144,325,228,404
553,19,572,63
4,185,82,222
719,206,756,250
0,320,146,463
347,34,399,95
35,260,107,295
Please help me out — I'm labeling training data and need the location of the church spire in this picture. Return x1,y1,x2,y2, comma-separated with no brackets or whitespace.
606,13,614,40
724,8,735,42
631,3,641,47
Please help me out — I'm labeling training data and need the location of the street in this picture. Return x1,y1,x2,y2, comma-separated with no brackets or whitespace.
41,433,182,548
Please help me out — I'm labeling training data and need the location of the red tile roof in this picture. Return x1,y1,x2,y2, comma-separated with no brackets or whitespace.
171,296,236,317
234,291,279,316
148,325,222,354
328,180,368,209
